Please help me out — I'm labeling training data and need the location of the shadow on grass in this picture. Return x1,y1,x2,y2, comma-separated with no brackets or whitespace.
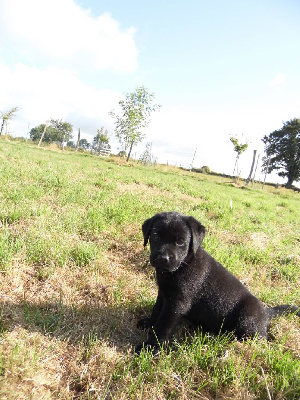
0,298,151,352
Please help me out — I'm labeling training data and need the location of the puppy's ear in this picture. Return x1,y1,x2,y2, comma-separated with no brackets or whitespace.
186,216,206,254
142,215,156,246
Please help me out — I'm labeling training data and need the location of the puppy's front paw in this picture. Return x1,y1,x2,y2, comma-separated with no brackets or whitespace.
134,343,144,354
137,317,153,330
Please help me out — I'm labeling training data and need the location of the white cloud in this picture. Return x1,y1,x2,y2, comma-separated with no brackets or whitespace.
0,0,138,141
0,0,138,72
268,73,286,88
0,62,120,138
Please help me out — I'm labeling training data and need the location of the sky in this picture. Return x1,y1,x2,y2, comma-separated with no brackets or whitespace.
1,0,300,184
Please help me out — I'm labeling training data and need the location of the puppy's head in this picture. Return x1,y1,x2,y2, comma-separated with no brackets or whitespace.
142,212,205,272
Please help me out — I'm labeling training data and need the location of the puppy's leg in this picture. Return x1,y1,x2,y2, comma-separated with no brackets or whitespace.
137,291,163,330
234,297,269,339
135,299,188,353
144,300,188,348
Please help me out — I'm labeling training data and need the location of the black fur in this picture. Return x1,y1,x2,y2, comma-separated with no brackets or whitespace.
136,212,299,352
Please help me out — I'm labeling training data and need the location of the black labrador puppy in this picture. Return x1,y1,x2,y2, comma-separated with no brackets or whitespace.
136,212,299,352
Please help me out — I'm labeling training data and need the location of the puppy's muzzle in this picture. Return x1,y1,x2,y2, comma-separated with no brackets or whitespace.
151,252,176,271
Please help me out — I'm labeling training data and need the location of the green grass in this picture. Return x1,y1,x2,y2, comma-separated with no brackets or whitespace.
0,139,299,399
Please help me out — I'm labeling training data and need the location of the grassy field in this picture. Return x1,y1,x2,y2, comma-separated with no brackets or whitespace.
0,139,299,399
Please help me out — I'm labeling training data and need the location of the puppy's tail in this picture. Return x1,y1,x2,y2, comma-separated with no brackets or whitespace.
267,304,300,319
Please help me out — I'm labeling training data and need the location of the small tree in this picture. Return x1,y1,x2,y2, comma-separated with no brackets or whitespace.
92,127,110,153
139,142,157,166
262,118,300,187
0,106,21,136
109,86,160,162
230,136,248,178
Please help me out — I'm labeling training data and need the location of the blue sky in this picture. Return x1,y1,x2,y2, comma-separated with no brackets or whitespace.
1,0,300,184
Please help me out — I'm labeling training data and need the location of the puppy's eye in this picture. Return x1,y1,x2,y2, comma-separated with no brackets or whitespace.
175,239,185,247
152,232,160,241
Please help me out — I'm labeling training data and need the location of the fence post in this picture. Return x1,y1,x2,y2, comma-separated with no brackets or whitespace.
252,153,260,185
38,121,49,147
189,148,197,171
246,150,257,185
262,158,270,189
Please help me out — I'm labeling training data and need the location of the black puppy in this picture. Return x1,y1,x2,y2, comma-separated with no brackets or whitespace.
136,212,299,351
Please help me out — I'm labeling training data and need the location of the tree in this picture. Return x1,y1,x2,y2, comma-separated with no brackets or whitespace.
30,119,73,145
50,119,73,148
230,136,248,178
30,124,56,142
109,86,160,162
0,106,21,136
67,141,75,148
92,127,110,153
262,118,300,187
79,139,90,150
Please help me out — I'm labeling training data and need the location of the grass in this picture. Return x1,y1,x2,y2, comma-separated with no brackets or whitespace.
0,138,299,399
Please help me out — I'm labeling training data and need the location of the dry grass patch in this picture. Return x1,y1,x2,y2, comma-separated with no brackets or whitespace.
117,181,202,209
0,327,78,399
0,247,150,398
248,232,270,250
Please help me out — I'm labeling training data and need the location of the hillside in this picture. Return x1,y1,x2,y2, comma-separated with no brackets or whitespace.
0,139,299,399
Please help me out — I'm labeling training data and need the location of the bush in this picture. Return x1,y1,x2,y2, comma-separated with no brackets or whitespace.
192,166,211,174
200,165,211,174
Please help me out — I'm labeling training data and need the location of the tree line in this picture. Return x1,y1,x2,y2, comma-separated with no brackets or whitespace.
1,86,299,187
29,121,112,154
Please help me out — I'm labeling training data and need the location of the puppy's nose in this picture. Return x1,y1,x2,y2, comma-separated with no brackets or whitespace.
157,254,171,264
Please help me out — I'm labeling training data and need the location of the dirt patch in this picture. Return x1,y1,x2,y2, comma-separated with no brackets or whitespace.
248,232,270,249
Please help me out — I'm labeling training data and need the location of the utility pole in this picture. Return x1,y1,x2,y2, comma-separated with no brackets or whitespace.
75,128,81,152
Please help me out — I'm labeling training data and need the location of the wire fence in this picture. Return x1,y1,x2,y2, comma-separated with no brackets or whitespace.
132,141,291,188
